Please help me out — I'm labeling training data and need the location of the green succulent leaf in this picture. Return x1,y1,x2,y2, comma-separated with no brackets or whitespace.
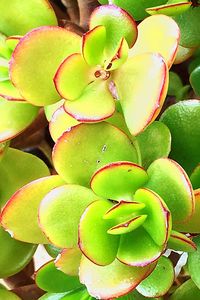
137,256,174,297
0,147,49,207
63,80,115,122
104,201,146,220
0,226,37,278
145,158,194,223
35,261,82,293
91,162,148,201
136,121,171,169
0,0,57,36
168,230,196,252
113,53,168,136
44,100,65,121
55,248,82,276
45,244,62,258
0,80,25,100
79,200,119,266
190,66,200,96
0,289,22,299
10,27,81,106
89,5,137,56
1,175,65,244
170,279,200,300
39,289,93,300
188,235,200,289
146,2,192,17
53,122,138,187
173,6,200,48
79,256,154,299
0,97,39,142
190,165,200,189
39,185,102,248
160,100,200,175
168,71,183,96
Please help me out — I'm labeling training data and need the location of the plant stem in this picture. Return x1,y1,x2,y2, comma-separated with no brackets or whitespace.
61,0,80,24
77,0,99,30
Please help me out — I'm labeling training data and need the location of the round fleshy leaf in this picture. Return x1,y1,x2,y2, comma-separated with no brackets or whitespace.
145,158,194,223
89,5,137,55
44,100,65,121
160,100,200,175
168,71,183,96
104,201,145,220
174,44,195,65
113,53,168,136
173,6,200,48
0,226,36,278
63,80,115,122
137,256,174,297
49,106,80,142
117,227,162,267
0,0,57,36
53,122,138,187
104,38,129,71
35,261,82,293
0,141,9,162
54,53,94,101
79,200,119,266
0,97,39,142
6,36,21,52
134,188,171,246
129,14,180,68
79,256,154,299
91,162,148,201
146,2,192,16
170,279,200,300
108,215,147,235
39,289,94,300
0,289,22,299
0,80,25,101
45,244,62,258
167,230,196,252
82,25,106,66
136,121,171,169
10,27,81,106
39,185,101,248
1,175,65,244
55,248,82,276
190,66,200,96
111,0,166,21
188,235,200,289
175,189,200,233
0,147,49,207
190,165,200,189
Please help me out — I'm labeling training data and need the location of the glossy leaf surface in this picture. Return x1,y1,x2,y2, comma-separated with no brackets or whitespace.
190,165,200,189
39,185,101,248
167,230,196,252
146,2,192,16
1,176,65,244
55,248,82,276
10,27,81,105
190,66,200,96
53,122,138,187
188,235,200,289
170,279,200,300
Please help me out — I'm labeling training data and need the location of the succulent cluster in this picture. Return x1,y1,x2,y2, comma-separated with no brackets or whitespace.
0,0,200,299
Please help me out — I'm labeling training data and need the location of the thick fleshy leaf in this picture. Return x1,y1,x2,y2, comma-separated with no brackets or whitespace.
79,256,154,299
0,97,39,142
63,80,115,122
175,189,200,233
35,261,82,293
0,80,25,101
44,100,65,121
190,165,200,189
0,289,22,299
1,175,65,244
167,230,196,252
170,279,200,300
55,248,82,276
49,106,79,142
6,35,21,52
174,44,195,65
160,100,200,175
188,235,200,289
0,147,49,207
39,185,101,248
39,289,93,300
54,53,94,101
91,162,148,201
137,256,174,297
146,158,194,223
0,0,57,36
10,27,81,106
89,5,137,56
117,227,162,267
173,6,200,48
113,53,168,136
146,2,192,17
168,71,183,96
129,14,180,68
82,25,106,66
134,188,171,246
45,244,62,258
0,141,9,162
190,66,200,96
104,201,145,220
53,122,138,187
0,226,36,278
108,215,147,235
79,200,119,265
136,121,171,169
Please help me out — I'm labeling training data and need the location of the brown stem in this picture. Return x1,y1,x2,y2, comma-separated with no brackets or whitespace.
77,0,99,30
61,0,80,24
12,284,45,300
